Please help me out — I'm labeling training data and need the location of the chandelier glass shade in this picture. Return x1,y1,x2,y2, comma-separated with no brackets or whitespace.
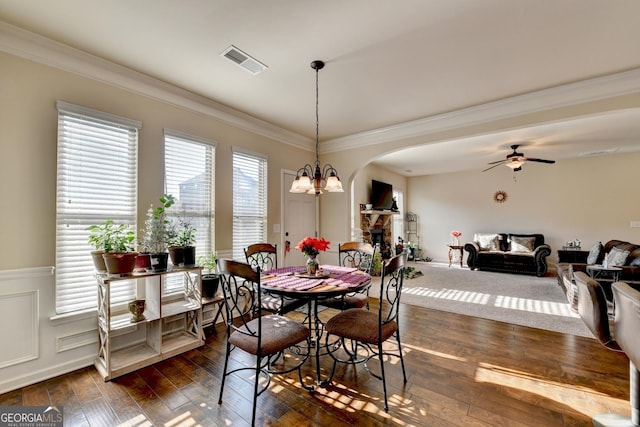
289,60,343,196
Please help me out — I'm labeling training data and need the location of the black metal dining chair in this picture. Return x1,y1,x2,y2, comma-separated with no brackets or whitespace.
323,253,408,411
320,241,377,310
244,243,306,314
217,259,312,426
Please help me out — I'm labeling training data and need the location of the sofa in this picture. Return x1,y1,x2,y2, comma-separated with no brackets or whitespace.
464,233,551,277
557,239,640,310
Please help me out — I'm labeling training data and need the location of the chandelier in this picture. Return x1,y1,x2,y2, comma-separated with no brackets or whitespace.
289,60,343,196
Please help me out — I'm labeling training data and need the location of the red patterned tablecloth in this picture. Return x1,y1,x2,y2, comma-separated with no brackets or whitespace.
262,265,368,291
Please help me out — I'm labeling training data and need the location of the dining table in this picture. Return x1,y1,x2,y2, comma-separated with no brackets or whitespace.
261,264,371,386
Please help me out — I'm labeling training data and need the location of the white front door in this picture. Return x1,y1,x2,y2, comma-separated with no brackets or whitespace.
283,171,316,267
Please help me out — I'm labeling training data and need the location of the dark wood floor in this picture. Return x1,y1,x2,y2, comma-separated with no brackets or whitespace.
0,300,631,426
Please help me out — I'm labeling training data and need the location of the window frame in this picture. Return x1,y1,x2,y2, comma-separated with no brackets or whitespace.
232,148,268,260
55,101,140,315
163,129,216,293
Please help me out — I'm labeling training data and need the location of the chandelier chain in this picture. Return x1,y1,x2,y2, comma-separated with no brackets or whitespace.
315,65,320,167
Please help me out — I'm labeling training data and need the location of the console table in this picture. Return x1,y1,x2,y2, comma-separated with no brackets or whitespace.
557,249,589,264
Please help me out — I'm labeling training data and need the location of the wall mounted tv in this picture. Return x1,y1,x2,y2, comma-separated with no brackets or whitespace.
371,179,394,210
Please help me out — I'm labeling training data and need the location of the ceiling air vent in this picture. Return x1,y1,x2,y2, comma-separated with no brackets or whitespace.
221,45,267,75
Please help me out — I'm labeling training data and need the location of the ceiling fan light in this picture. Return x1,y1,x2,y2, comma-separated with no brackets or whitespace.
506,160,524,169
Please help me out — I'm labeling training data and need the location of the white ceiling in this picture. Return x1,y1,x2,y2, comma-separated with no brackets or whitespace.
1,0,640,175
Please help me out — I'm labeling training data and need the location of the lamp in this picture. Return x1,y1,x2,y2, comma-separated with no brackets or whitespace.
505,159,524,170
289,60,343,196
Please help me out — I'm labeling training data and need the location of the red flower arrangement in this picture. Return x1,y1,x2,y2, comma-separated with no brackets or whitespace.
451,230,462,238
295,236,330,257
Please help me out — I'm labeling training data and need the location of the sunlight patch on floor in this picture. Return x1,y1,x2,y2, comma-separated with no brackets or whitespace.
116,414,153,427
403,287,491,305
495,295,578,318
402,342,467,362
402,286,579,318
474,362,629,418
165,411,196,427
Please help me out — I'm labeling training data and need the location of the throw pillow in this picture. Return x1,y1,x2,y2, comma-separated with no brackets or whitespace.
510,236,535,253
587,242,604,265
607,247,630,266
474,233,500,251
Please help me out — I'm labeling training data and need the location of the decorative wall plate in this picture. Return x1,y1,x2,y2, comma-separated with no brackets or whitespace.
493,190,508,203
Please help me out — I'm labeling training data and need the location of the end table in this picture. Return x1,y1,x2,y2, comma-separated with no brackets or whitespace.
448,245,464,268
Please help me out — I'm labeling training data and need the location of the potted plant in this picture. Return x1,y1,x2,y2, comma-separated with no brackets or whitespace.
86,219,137,275
168,213,197,267
139,194,175,272
198,252,219,298
371,250,383,276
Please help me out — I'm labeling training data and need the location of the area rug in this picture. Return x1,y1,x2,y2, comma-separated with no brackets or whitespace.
375,261,592,338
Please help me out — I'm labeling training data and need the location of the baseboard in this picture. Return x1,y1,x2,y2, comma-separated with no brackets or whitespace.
0,355,94,395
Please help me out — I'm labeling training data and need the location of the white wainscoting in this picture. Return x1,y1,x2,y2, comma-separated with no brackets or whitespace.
0,289,39,368
0,267,97,394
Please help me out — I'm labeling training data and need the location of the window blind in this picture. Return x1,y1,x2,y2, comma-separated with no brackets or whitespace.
232,149,267,260
164,130,216,293
55,101,139,314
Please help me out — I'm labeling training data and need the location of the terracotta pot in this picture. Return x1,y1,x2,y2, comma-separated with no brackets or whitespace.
91,250,107,273
102,252,138,275
135,253,151,271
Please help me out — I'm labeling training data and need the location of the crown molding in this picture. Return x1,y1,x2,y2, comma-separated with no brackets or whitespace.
2,21,638,155
322,67,640,153
0,22,312,151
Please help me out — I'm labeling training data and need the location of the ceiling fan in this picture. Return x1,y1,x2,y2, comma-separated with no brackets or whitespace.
482,144,555,172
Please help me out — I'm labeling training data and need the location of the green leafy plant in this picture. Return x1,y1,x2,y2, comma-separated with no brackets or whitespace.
86,219,135,253
168,211,197,247
372,250,383,276
197,252,217,274
139,194,175,253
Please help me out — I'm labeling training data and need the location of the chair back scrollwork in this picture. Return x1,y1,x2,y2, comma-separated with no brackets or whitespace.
380,253,406,326
218,259,261,338
244,243,277,271
339,242,376,274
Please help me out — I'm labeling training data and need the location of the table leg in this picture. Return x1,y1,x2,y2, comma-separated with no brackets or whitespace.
459,248,463,268
448,248,453,267
313,299,323,384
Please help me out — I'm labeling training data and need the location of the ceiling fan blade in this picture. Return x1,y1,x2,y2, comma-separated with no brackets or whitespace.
487,159,507,165
523,158,555,164
482,163,504,172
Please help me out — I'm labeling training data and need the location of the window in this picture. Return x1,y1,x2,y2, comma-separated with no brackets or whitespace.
393,190,404,243
164,130,216,292
232,148,267,260
55,101,139,314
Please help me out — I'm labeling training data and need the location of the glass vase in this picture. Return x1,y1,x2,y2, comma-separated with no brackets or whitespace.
306,255,319,275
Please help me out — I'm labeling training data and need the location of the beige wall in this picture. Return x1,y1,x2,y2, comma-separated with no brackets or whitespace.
319,92,640,270
1,44,639,392
329,148,640,268
407,152,640,266
0,52,313,270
